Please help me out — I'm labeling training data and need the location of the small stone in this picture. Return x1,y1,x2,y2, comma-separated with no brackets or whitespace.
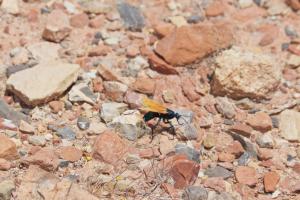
215,97,236,119
169,16,187,27
239,0,253,8
27,42,60,64
23,148,59,171
203,177,226,193
19,120,35,134
0,180,15,200
77,116,90,130
87,122,107,135
68,83,98,105
103,81,128,102
70,13,89,28
182,186,208,200
258,148,273,160
93,131,128,164
246,112,272,132
56,127,76,140
0,158,11,170
218,152,235,162
57,146,82,162
212,46,282,100
204,166,233,179
81,0,112,14
225,140,245,158
175,144,200,163
159,134,176,156
203,134,216,149
235,166,257,186
49,101,64,113
28,135,46,146
0,99,28,125
285,25,298,37
1,0,19,15
98,64,120,81
186,15,203,24
88,44,111,57
287,54,300,68
139,147,160,159
264,171,280,192
0,135,19,160
133,77,156,95
108,110,149,141
117,2,145,31
256,132,274,148
205,1,225,17
104,37,119,46
279,110,300,141
100,102,128,123
147,51,178,75
229,123,253,137
42,9,71,42
177,123,198,140
6,62,80,106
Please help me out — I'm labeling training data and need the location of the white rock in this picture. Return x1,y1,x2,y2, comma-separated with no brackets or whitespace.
212,46,282,99
1,0,19,15
239,0,253,8
27,42,60,63
68,82,98,105
87,122,107,135
100,102,128,123
279,110,300,141
6,61,80,106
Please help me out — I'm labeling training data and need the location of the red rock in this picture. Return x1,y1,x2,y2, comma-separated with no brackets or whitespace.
70,13,89,28
98,64,120,81
133,77,156,95
234,183,256,199
0,135,18,160
0,158,11,170
92,77,104,93
126,45,140,57
169,157,200,189
229,123,253,137
124,91,145,109
293,163,300,174
246,112,272,132
139,147,160,159
218,152,235,162
49,101,64,113
264,171,280,192
225,141,244,157
235,166,258,186
232,6,267,22
23,148,59,171
42,9,71,43
288,44,300,56
153,22,175,38
258,148,273,161
147,51,178,75
56,146,82,162
259,34,274,46
92,131,128,164
27,9,39,23
181,77,200,102
88,44,111,57
89,15,105,28
203,177,226,193
286,0,300,11
205,1,226,17
155,22,233,66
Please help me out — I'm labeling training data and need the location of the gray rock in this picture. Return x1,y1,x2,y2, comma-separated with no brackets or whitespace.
117,2,145,31
182,186,208,200
187,15,203,24
204,166,233,179
178,123,198,140
285,25,298,38
56,127,76,140
77,116,90,130
175,144,200,163
69,83,98,105
58,160,69,168
256,132,274,148
108,110,150,141
6,61,37,77
215,97,236,119
237,152,250,166
100,102,128,123
28,135,46,146
0,180,15,200
279,110,300,141
230,133,257,159
0,99,29,125
103,81,128,102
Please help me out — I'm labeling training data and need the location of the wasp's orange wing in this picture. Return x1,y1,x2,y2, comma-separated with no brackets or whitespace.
141,97,168,114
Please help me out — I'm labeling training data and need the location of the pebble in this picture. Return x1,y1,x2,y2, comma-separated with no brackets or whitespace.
203,134,216,149
56,127,76,140
279,110,300,141
204,166,233,179
182,186,208,200
117,2,145,31
100,102,128,123
246,112,272,132
186,15,203,24
215,97,236,119
68,83,98,105
28,135,46,146
0,100,29,125
0,158,11,170
264,171,280,192
77,116,90,130
256,132,274,148
87,122,107,135
175,144,200,163
19,120,35,134
235,166,257,186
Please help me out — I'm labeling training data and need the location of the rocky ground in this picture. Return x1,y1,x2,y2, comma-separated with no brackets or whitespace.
0,0,300,199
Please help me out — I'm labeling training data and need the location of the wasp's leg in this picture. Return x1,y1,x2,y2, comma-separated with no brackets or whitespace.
150,117,161,141
164,120,176,138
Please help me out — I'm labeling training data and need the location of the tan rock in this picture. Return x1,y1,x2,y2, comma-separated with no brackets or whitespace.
155,22,233,65
56,146,82,162
0,135,18,160
212,47,282,99
70,13,89,28
19,120,35,134
26,42,60,64
235,166,258,186
49,101,64,113
133,77,156,95
279,110,300,141
6,61,80,106
1,0,20,15
264,171,280,192
246,112,272,132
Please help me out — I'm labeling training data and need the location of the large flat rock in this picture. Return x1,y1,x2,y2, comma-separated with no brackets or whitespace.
6,61,80,106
